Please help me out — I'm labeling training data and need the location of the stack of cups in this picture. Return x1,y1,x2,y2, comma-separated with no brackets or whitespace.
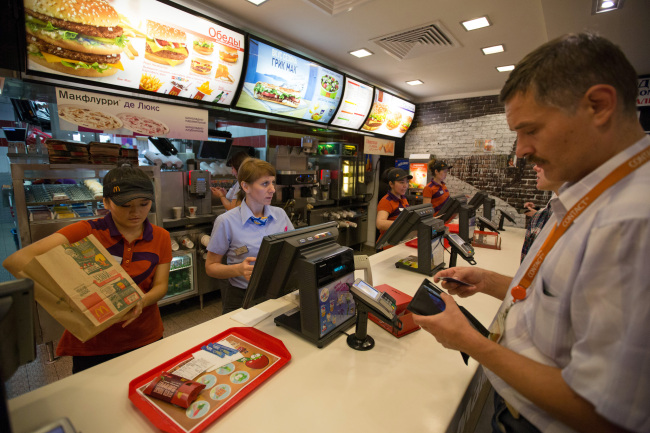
200,234,210,247
180,236,194,249
170,238,179,251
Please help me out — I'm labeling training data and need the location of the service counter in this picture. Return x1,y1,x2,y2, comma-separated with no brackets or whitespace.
8,228,525,433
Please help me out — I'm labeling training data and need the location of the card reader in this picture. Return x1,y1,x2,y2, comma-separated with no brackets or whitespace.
350,278,396,320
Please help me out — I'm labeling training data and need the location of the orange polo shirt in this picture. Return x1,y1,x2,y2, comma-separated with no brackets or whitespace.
423,180,450,214
377,191,410,240
56,213,172,356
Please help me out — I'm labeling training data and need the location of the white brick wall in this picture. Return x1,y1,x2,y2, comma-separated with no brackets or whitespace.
404,113,526,228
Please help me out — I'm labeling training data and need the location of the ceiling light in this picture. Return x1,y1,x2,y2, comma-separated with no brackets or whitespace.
482,44,504,55
593,0,624,13
461,17,490,31
349,48,373,58
496,65,515,72
246,0,268,5
406,80,423,86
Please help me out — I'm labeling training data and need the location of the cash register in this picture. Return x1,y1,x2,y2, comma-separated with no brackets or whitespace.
243,222,357,348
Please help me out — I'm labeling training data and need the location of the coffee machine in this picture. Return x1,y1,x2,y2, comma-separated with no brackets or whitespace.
159,170,212,220
319,169,331,200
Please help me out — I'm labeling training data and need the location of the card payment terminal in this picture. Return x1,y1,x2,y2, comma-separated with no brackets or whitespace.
347,278,402,351
350,278,397,320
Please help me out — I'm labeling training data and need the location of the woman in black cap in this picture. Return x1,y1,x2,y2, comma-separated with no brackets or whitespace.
423,160,452,215
3,165,172,373
376,167,413,242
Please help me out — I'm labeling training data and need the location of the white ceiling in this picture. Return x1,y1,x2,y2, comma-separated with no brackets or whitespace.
191,0,650,104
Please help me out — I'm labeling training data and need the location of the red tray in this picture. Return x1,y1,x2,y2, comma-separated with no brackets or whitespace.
128,327,291,433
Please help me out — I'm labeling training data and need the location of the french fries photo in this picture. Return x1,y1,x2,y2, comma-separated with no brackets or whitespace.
139,73,163,92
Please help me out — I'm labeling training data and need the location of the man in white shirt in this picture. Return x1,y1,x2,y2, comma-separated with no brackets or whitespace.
413,33,649,433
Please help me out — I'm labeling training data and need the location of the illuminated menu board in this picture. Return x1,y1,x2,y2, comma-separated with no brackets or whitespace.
23,0,245,105
329,77,374,130
234,38,344,124
361,90,415,138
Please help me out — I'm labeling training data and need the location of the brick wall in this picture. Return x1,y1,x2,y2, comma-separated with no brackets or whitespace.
406,96,552,228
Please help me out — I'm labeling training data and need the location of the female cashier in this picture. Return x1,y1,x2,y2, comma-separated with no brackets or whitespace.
3,165,171,373
422,160,452,215
210,151,249,210
205,158,293,314
376,167,412,240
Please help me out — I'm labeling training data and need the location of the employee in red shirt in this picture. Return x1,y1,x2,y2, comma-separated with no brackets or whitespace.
422,160,452,215
376,167,412,241
3,165,172,373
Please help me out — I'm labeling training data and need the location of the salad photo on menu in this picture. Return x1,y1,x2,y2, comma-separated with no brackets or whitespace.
235,38,343,124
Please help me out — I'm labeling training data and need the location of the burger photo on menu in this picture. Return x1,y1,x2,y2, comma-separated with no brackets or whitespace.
193,38,214,56
385,110,402,130
253,82,301,108
362,102,389,131
219,44,238,63
24,0,126,77
190,57,212,75
145,21,188,67
399,116,412,134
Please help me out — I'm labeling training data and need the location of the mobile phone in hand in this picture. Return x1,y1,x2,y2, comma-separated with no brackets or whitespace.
439,276,472,286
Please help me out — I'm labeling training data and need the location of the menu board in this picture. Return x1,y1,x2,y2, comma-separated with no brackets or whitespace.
329,77,374,130
234,38,344,124
361,90,415,138
23,0,245,105
55,87,208,140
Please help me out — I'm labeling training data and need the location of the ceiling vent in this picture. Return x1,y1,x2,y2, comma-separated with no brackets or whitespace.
370,21,460,61
304,0,373,15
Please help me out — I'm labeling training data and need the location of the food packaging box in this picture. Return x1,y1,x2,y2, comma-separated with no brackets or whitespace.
368,284,420,338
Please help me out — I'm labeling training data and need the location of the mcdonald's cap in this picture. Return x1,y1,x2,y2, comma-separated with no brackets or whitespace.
103,178,154,206
384,167,413,182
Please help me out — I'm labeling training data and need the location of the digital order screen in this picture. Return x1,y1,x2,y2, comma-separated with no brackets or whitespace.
329,77,374,130
234,38,344,124
24,0,245,105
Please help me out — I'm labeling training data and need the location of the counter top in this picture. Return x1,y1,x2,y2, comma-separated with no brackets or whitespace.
8,228,525,433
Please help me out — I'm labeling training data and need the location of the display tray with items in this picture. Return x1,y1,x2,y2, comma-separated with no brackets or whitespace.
128,327,291,433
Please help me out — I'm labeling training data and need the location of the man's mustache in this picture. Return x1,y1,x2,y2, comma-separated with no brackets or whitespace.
526,155,549,166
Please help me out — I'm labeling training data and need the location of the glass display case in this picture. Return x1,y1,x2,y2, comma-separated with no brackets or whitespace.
10,163,162,248
160,250,198,306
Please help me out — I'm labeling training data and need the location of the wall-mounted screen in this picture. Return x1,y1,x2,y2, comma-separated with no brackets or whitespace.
234,38,344,124
329,77,374,130
361,90,415,138
23,0,245,105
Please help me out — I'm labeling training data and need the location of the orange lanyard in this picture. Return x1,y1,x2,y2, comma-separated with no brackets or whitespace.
511,145,650,302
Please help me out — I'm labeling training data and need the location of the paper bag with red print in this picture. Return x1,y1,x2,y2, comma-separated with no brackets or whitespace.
22,234,145,342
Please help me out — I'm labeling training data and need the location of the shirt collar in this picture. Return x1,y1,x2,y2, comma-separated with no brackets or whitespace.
553,135,650,221
105,212,153,241
239,198,274,225
387,191,406,202
428,179,444,187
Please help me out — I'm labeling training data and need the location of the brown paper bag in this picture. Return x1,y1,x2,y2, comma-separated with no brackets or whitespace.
22,234,145,342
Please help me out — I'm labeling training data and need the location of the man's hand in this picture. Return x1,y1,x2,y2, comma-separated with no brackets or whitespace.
412,293,483,354
434,267,485,298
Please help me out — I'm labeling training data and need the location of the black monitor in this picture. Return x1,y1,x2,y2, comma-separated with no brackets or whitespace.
197,138,233,160
375,203,447,276
243,222,357,347
376,203,433,250
436,198,462,224
468,191,487,210
1,279,36,433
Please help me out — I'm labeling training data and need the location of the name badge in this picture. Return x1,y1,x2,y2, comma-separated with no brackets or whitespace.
234,245,249,256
